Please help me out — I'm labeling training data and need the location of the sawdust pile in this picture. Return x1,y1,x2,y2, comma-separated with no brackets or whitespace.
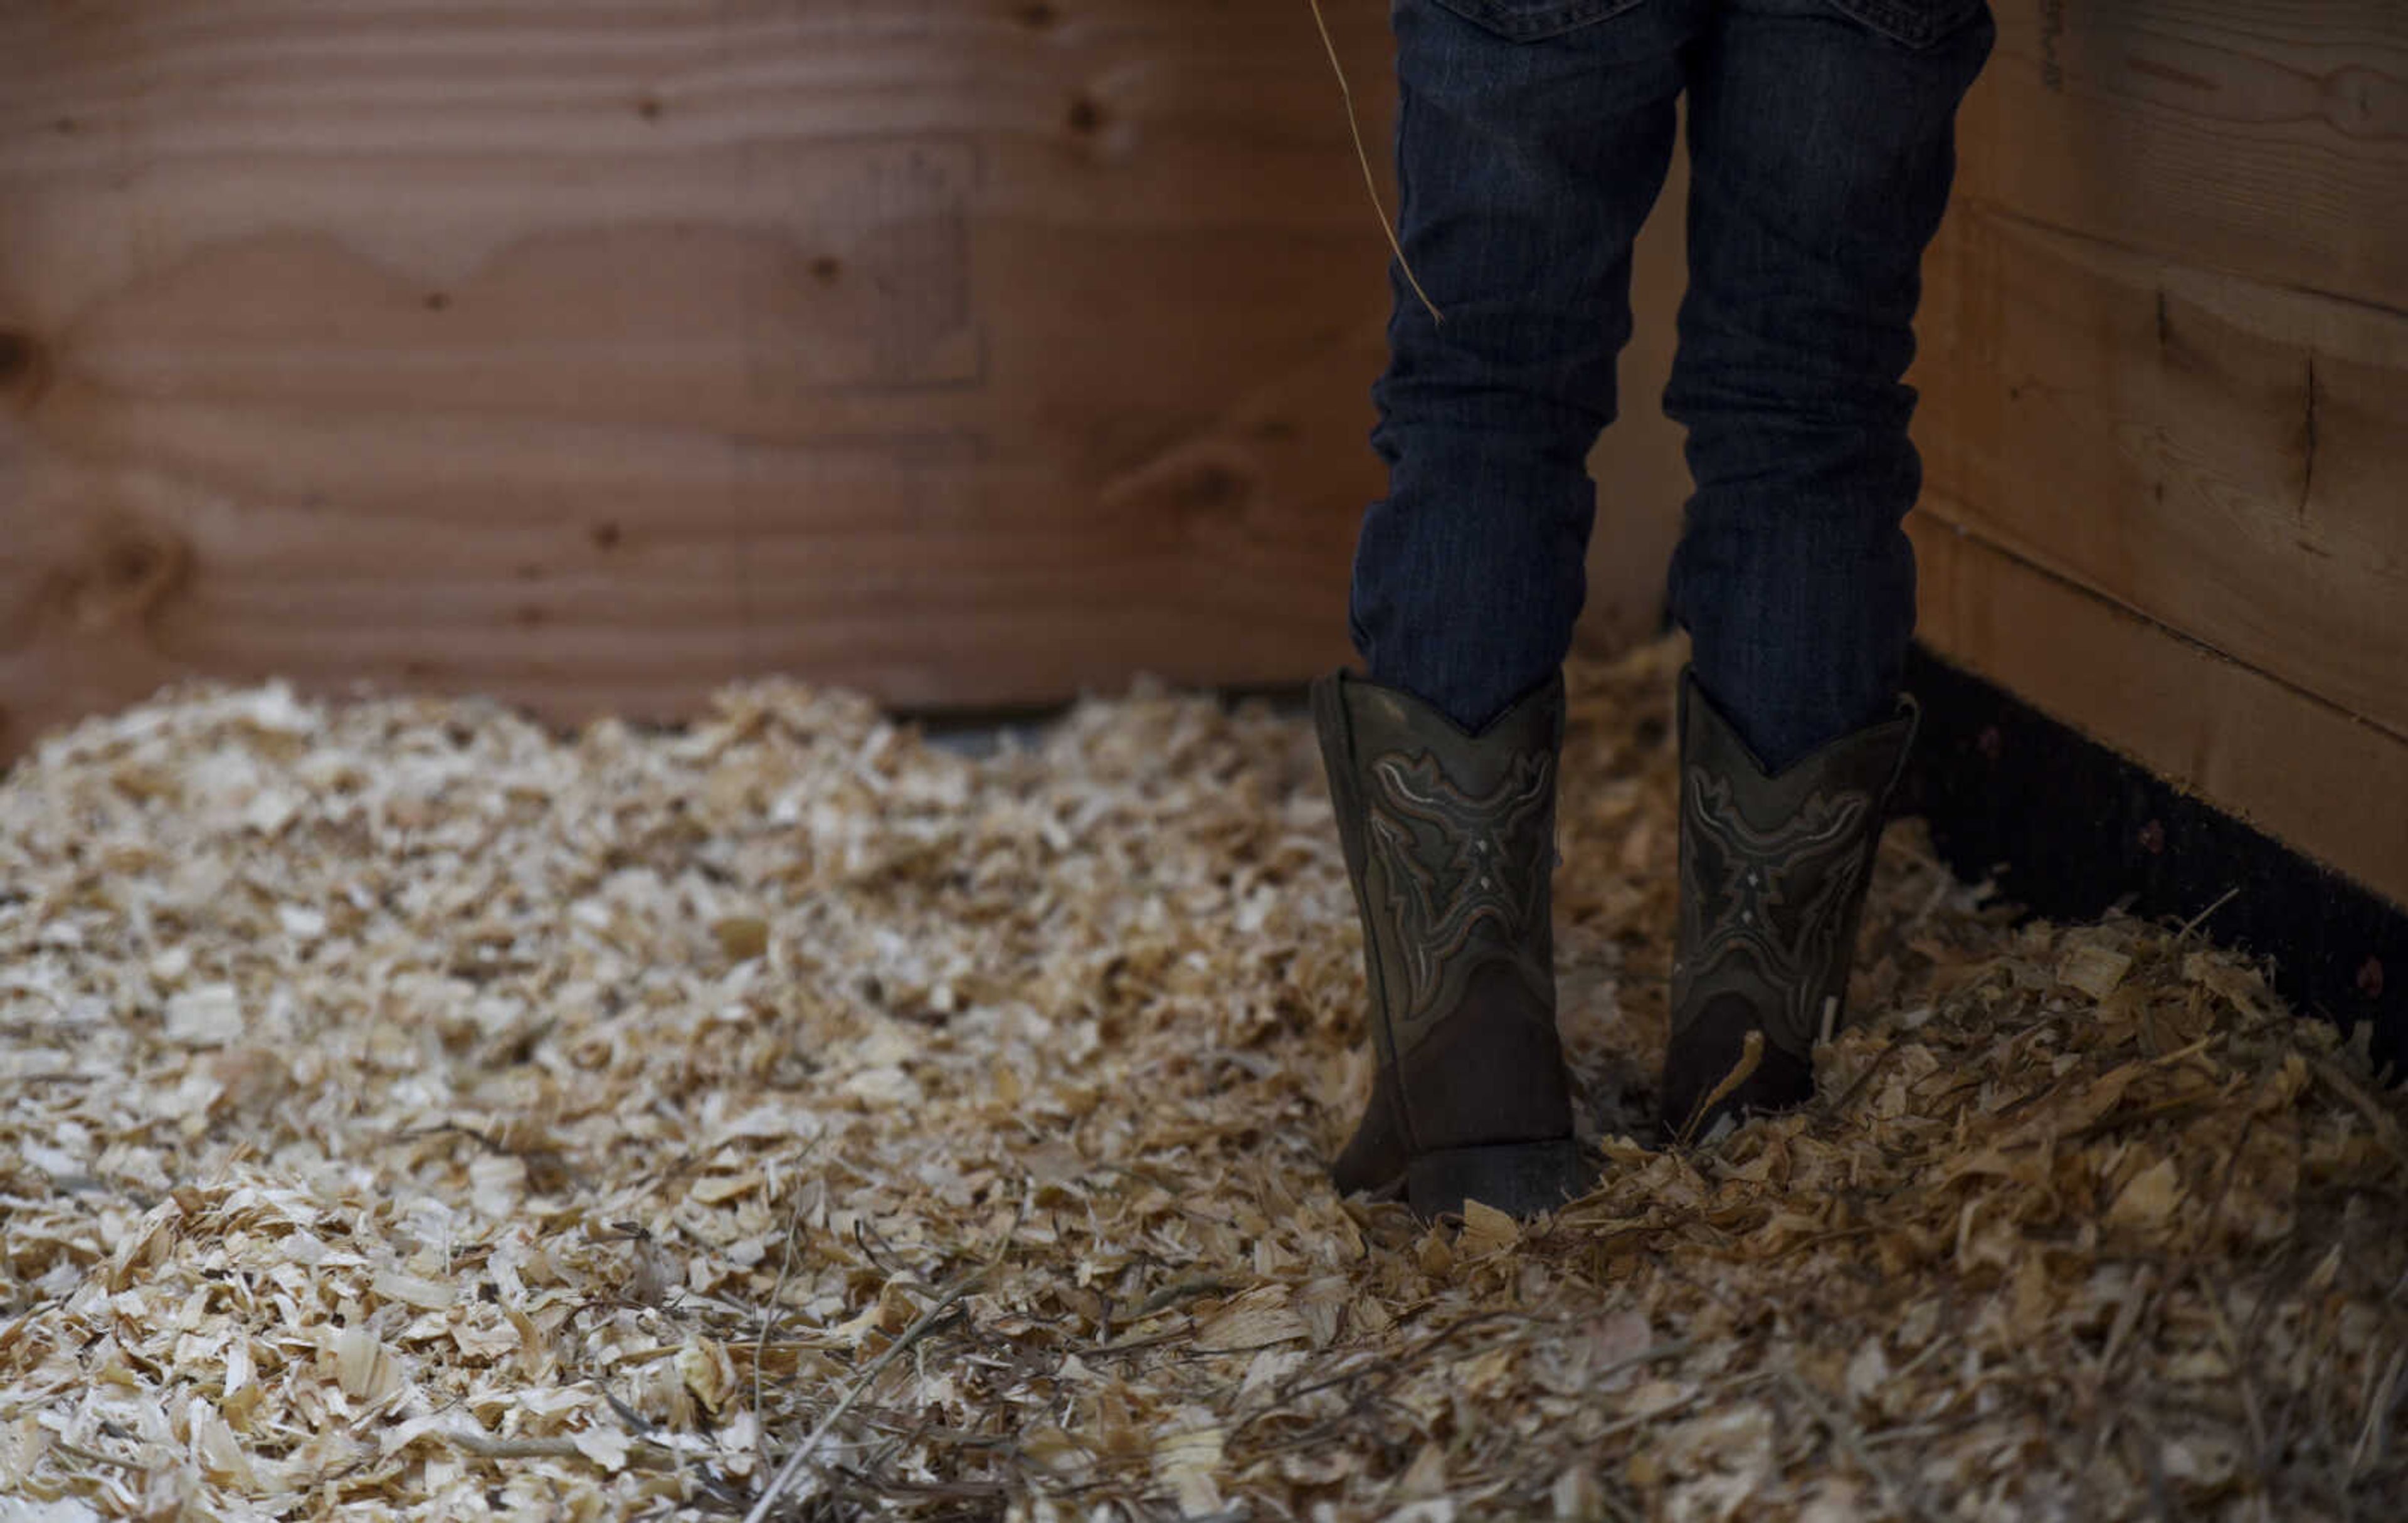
1,641,2402,1521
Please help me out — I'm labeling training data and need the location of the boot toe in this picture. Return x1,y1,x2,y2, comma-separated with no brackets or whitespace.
1405,1137,1593,1221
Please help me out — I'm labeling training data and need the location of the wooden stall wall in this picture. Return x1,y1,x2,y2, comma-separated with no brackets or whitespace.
1905,0,2408,909
0,1,1420,754
4,0,2395,924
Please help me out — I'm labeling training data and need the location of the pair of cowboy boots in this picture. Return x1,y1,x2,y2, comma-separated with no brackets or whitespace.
1314,666,1915,1219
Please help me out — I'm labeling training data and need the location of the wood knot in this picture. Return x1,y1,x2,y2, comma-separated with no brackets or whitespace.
0,330,51,407
71,522,193,631
1096,446,1262,537
1173,460,1250,522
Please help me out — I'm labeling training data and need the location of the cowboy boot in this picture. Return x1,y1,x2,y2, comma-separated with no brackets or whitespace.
1312,669,1592,1220
1661,670,1917,1144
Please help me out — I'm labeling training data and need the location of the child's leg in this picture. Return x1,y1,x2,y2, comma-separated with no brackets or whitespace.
1658,0,1993,1139
1318,1,1699,1216
1666,0,1994,771
1349,0,1696,734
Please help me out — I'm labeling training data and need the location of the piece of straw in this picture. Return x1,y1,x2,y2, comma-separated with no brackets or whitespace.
739,1272,982,1523
1306,0,1442,323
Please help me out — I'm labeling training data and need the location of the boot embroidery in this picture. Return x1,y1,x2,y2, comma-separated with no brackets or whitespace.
1363,748,1555,1023
1676,771,1871,1039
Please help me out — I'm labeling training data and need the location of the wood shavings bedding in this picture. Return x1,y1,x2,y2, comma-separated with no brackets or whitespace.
0,641,2402,1520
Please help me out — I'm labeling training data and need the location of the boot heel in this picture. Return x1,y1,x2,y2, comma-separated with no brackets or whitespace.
1406,1139,1591,1221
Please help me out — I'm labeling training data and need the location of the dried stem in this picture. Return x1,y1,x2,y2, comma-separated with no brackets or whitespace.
1304,0,1442,323
1780,1364,1940,1523
741,1272,982,1523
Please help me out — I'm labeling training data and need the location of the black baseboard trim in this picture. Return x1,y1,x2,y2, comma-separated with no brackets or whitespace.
1899,643,2405,1077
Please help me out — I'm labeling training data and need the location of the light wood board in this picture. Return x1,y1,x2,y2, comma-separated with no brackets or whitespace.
1956,0,2407,311
1912,201,2408,740
0,1,1403,751
1910,511,2408,911
1904,0,2408,905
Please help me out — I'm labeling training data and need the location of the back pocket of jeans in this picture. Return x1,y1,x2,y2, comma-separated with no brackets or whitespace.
1821,0,1987,49
1425,0,1650,43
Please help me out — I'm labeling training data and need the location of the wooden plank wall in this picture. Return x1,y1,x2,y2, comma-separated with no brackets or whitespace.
1906,0,2408,909
2,1,2397,919
0,1,1410,754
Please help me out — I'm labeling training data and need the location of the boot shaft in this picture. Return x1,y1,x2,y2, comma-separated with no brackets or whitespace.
1312,671,1562,1065
1666,671,1916,1139
1313,670,1583,1214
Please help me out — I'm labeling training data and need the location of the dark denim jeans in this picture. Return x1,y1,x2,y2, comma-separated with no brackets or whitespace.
1348,0,1994,770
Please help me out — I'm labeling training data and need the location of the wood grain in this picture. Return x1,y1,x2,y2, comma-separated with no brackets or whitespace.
1910,201,2408,740
1910,512,2408,911
0,1,1409,751
1957,0,2407,310
4,0,2397,928
1908,0,2408,905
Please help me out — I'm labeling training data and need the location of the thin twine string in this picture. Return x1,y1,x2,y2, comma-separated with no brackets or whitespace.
1306,0,1444,324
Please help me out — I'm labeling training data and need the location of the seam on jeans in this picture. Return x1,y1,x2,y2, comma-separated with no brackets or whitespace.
1425,0,1650,44
1818,0,1987,50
